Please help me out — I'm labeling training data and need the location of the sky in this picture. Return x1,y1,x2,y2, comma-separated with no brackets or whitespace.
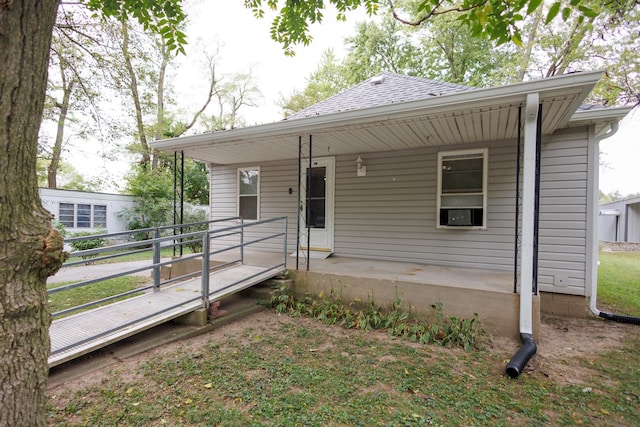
65,0,639,196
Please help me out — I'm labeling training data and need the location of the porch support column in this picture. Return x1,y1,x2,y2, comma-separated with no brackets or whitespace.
520,92,539,335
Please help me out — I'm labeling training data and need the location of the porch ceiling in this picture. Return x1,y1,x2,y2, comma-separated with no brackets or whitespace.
154,72,606,165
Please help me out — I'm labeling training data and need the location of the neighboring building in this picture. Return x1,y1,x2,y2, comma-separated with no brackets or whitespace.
153,71,631,333
39,188,136,234
599,196,640,242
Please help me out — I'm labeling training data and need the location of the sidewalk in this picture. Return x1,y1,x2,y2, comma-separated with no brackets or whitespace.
47,260,163,284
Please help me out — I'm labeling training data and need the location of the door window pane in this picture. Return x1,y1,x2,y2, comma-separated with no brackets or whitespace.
306,166,326,229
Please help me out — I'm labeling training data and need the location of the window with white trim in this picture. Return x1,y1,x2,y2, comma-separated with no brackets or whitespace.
238,167,259,220
437,148,488,229
58,203,108,228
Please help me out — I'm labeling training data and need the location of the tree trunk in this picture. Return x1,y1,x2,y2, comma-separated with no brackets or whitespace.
48,75,75,189
0,1,66,426
121,20,151,167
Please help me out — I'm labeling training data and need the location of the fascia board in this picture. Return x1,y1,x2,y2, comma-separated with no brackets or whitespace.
569,106,634,124
153,71,603,151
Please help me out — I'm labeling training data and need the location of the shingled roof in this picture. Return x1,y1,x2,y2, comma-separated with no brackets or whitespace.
286,72,474,120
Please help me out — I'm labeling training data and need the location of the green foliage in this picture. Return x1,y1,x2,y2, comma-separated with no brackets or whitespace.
52,220,67,238
269,285,485,351
119,166,174,238
246,0,616,55
68,229,108,262
280,1,640,113
85,0,187,54
342,17,421,84
179,205,208,253
279,50,351,115
180,159,209,205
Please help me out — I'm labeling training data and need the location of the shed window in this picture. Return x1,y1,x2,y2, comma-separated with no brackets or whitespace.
238,168,259,220
437,149,488,229
93,205,107,228
59,203,75,227
77,204,91,228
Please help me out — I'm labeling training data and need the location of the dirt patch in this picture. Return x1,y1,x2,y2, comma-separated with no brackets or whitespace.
490,313,634,386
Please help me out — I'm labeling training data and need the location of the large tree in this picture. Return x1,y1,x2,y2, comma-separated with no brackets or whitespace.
0,3,63,425
0,1,185,425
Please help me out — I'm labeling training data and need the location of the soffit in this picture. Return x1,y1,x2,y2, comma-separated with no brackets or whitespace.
155,73,603,165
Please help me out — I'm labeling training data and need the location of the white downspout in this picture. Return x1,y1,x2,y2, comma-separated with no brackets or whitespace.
519,92,539,336
588,122,618,317
506,92,539,378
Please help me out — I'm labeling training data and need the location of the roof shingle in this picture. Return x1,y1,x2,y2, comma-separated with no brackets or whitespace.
286,72,474,120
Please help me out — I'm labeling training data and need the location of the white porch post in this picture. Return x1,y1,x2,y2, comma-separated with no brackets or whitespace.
520,92,539,335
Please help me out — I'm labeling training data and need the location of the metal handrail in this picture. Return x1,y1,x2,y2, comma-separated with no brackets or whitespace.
49,216,288,319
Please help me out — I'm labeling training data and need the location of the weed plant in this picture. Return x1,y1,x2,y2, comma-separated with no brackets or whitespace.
269,284,484,352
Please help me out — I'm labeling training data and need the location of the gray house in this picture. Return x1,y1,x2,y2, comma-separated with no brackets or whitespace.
154,72,631,340
599,196,640,243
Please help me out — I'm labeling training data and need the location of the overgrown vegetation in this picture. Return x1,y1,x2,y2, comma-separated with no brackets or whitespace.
269,285,484,352
67,229,107,263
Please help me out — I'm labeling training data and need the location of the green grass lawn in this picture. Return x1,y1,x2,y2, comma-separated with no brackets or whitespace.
48,276,150,317
82,246,196,264
47,314,640,426
597,251,640,315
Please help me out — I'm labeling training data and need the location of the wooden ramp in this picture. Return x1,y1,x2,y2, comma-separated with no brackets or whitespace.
49,263,283,367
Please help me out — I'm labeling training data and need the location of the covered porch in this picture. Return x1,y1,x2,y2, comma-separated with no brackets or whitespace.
153,72,619,341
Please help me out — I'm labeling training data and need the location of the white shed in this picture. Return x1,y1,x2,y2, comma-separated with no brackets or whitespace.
39,188,136,234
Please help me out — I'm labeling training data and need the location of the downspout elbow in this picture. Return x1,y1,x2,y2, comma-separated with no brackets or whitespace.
505,333,537,378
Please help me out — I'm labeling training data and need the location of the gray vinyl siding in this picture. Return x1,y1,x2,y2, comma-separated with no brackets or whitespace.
208,126,592,296
333,141,518,270
209,160,297,254
537,127,589,295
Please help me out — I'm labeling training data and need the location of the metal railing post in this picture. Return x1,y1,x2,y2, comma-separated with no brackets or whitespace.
240,217,244,264
283,217,288,267
201,230,210,310
153,227,161,291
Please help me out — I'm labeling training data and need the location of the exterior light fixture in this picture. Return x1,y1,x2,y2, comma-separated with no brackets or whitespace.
355,156,366,177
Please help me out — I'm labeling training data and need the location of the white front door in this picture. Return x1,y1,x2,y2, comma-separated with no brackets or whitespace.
300,157,335,252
